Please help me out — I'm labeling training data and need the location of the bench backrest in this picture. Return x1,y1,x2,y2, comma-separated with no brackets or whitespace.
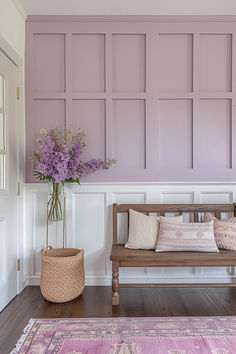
113,203,236,244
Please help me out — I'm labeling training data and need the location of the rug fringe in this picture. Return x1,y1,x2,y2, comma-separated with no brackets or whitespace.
10,318,35,354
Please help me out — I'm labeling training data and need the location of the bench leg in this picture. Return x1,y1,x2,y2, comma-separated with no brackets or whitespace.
112,261,120,305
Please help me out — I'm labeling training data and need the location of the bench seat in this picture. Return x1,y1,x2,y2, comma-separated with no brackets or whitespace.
111,244,236,267
110,203,236,305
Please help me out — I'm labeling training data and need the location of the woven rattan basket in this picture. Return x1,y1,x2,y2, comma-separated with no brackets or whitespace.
40,246,85,303
40,199,85,303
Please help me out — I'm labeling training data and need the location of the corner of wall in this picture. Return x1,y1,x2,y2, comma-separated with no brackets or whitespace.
11,0,27,21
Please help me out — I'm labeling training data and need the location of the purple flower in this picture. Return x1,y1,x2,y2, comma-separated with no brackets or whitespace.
32,127,115,183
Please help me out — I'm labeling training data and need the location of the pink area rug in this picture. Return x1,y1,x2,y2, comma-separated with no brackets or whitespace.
11,317,236,353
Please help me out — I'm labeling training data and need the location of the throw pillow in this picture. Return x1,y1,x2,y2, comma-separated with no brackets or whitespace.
125,209,183,250
155,217,218,253
204,213,236,250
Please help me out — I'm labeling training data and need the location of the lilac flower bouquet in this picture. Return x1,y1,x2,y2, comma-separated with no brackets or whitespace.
32,127,115,220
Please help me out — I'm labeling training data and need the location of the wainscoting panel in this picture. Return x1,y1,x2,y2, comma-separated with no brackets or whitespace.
26,99,66,180
72,34,105,93
72,193,106,275
112,99,146,169
72,100,106,161
199,34,232,92
161,192,194,204
158,34,193,92
112,34,146,93
26,17,236,182
158,99,193,168
34,33,66,93
198,99,232,169
200,192,233,204
23,183,236,286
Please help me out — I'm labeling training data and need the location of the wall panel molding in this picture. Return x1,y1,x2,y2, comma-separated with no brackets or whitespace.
26,17,236,182
24,182,236,286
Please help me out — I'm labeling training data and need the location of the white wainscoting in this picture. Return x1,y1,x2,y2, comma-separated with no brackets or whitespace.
23,182,236,287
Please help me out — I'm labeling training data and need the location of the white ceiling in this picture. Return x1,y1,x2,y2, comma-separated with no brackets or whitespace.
17,0,236,16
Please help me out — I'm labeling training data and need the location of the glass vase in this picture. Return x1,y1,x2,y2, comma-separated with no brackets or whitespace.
48,181,64,221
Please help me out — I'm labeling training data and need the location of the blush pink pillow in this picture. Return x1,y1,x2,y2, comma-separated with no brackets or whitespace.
204,213,236,250
155,217,219,253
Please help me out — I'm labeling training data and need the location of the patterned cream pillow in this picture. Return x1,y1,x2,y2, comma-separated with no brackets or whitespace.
125,209,183,250
155,217,219,252
204,213,236,250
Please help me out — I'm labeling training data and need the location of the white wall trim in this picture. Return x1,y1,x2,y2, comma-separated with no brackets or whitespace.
23,182,236,288
26,181,236,187
25,274,236,287
0,34,25,295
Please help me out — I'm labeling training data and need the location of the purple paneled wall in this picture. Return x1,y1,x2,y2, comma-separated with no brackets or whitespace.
25,16,236,182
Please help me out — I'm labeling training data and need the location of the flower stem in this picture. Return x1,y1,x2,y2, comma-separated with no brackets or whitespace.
48,181,63,221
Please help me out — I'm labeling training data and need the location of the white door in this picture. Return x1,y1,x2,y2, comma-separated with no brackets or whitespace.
0,49,18,311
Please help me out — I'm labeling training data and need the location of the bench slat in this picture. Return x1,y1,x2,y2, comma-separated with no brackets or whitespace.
116,204,235,213
110,245,236,267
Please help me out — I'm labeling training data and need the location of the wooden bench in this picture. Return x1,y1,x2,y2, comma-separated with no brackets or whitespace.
110,203,236,305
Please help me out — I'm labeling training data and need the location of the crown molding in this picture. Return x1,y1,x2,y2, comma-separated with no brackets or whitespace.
26,15,236,22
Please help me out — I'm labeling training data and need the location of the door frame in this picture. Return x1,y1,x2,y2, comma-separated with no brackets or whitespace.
0,33,24,294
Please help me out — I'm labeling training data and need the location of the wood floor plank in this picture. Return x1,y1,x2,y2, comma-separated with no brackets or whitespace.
1,286,236,353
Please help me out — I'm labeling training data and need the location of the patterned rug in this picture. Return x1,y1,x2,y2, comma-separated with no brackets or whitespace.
11,317,236,353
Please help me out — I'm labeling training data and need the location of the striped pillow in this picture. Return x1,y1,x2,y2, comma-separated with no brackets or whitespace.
204,213,236,250
155,217,219,253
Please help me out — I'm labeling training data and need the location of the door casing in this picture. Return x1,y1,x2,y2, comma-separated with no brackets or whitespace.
0,33,24,295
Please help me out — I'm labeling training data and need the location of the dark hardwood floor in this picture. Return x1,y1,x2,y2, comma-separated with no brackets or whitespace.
1,286,236,353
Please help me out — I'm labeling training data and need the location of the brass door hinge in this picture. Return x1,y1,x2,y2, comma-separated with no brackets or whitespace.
17,259,20,271
16,87,20,100
16,182,20,196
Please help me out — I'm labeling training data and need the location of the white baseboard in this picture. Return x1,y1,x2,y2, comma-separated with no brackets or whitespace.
24,274,236,287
